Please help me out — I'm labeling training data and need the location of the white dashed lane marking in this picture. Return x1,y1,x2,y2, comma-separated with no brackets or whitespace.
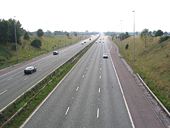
65,107,70,115
97,108,99,118
76,86,79,91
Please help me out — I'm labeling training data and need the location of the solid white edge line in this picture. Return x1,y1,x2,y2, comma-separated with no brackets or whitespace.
0,90,7,96
20,40,96,128
65,107,70,115
0,63,62,112
108,45,135,128
0,40,87,79
0,40,91,112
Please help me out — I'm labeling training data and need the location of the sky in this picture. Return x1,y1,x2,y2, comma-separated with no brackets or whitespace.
0,0,170,32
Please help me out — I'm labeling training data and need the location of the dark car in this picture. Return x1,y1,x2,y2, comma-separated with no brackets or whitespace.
24,66,37,74
53,51,59,55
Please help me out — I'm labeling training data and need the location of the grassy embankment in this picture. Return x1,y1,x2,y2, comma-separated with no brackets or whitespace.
0,35,84,69
114,36,170,111
0,39,95,128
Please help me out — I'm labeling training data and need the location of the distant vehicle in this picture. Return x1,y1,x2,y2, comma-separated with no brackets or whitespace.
103,54,108,59
89,38,91,40
84,41,86,43
24,66,37,74
53,51,59,55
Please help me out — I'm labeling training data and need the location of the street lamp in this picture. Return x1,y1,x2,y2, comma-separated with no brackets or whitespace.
14,16,18,63
120,20,123,41
120,20,123,33
132,10,135,63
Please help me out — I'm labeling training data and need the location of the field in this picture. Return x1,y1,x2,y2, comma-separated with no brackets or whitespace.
0,35,85,69
114,36,170,111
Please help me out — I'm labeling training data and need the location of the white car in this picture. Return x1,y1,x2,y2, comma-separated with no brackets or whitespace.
53,51,59,55
103,54,108,59
24,66,37,74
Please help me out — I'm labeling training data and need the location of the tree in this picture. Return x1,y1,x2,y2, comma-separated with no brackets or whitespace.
155,29,163,37
159,36,170,43
164,32,168,36
0,20,9,44
119,32,129,40
140,29,150,48
24,32,30,40
74,32,77,37
0,19,24,44
65,32,70,38
37,29,44,37
31,39,42,48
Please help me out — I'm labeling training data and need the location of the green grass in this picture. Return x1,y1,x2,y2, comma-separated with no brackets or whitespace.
0,35,83,69
0,40,95,128
114,36,170,111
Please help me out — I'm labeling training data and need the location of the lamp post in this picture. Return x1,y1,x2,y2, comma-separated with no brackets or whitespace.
120,20,123,41
132,10,135,64
14,16,18,63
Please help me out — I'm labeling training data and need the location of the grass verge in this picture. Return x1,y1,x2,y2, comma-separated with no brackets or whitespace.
0,38,97,128
0,35,85,70
114,37,170,111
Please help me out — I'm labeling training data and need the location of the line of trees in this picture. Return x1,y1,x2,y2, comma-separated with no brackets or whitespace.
140,29,170,45
0,19,25,45
116,32,130,41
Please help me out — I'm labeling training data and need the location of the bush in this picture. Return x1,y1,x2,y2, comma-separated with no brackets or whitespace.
0,56,6,62
119,32,130,41
24,32,30,40
11,44,17,51
31,39,42,48
159,36,170,43
37,29,44,37
125,44,129,50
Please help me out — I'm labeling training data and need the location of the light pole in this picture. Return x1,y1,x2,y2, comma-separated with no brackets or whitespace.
14,16,18,63
120,20,123,41
132,10,135,64
120,20,123,33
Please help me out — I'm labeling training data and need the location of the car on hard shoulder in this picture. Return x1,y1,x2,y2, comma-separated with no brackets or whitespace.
53,51,59,55
24,66,37,74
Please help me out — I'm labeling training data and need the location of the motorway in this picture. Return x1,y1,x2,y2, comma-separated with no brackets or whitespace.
22,37,133,128
0,37,96,111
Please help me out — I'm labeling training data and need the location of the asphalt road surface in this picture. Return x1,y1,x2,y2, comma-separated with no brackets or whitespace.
0,38,95,111
107,36,166,128
22,38,133,128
